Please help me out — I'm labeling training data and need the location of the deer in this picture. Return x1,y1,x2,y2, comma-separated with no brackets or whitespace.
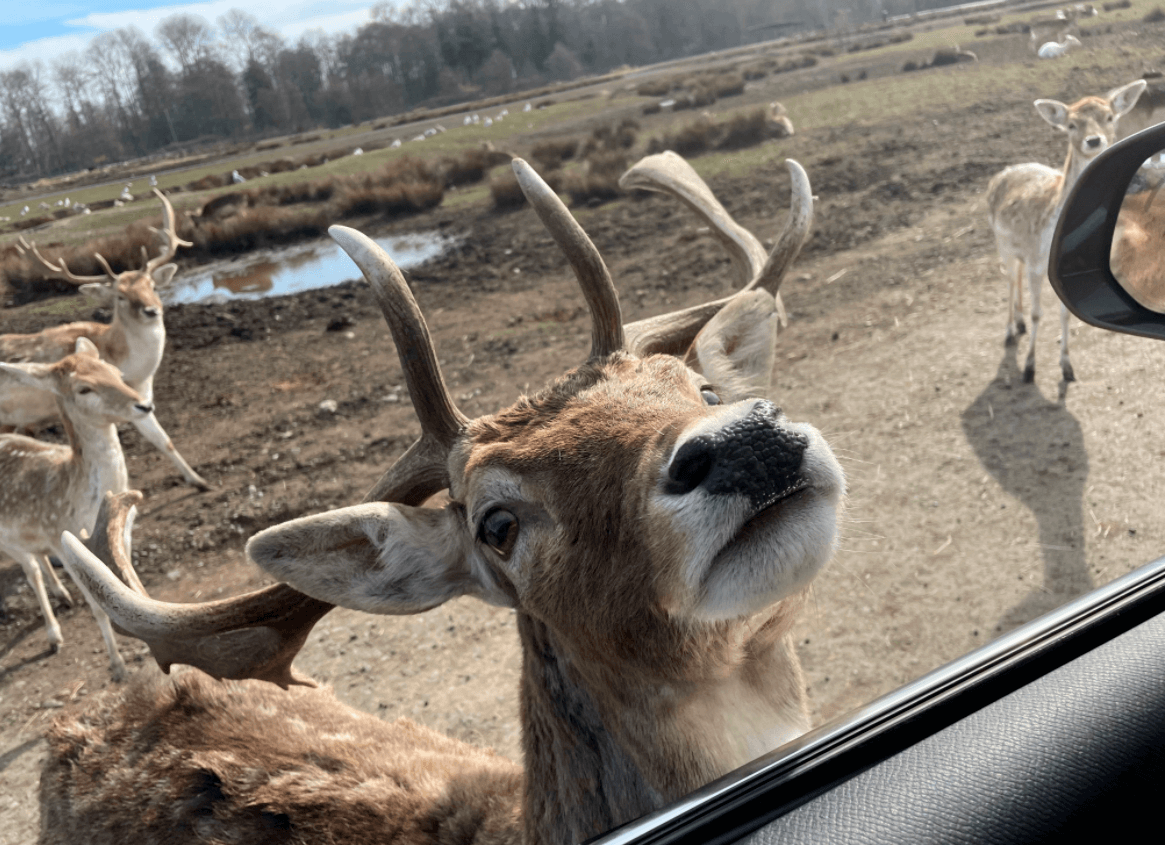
1110,172,1165,313
41,154,845,845
3,189,211,490
985,79,1146,382
0,337,155,681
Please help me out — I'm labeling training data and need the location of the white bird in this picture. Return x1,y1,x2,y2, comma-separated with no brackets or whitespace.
390,139,402,148
149,175,157,187
483,117,493,127
352,147,363,155
231,170,246,184
412,134,426,142
523,102,532,112
1038,33,1082,58
20,205,29,216
463,115,473,125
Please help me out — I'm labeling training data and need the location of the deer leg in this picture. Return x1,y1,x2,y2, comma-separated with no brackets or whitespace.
12,552,64,651
131,412,212,491
63,571,128,682
1004,259,1026,344
1059,302,1075,382
1023,267,1042,382
38,555,73,607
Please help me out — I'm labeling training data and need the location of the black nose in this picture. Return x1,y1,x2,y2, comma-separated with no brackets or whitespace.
1086,136,1102,149
665,401,808,508
142,307,159,318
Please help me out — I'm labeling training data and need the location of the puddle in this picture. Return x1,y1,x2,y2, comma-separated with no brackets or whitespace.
164,231,452,304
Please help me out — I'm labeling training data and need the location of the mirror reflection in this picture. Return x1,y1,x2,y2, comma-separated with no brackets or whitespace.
1113,151,1165,313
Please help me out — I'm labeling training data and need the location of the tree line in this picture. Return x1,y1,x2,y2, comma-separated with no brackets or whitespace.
0,0,949,181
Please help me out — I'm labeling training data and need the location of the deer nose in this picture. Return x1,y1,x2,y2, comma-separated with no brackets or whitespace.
665,401,808,507
1085,135,1103,149
135,402,154,415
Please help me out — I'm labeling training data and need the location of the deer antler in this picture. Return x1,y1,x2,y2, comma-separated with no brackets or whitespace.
143,188,193,274
16,235,116,286
620,154,813,356
513,159,625,358
62,492,329,688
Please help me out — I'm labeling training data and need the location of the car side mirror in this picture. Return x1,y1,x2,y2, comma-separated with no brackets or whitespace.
1050,121,1165,340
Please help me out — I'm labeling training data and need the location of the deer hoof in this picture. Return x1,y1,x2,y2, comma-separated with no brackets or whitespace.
1062,363,1076,382
1023,364,1036,383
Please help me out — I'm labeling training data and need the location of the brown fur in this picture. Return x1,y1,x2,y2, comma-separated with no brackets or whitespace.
40,670,522,845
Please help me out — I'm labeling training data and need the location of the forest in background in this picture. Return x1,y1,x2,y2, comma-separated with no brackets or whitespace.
0,0,965,181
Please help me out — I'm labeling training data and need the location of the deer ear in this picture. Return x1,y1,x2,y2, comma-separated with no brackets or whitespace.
74,336,100,358
690,290,778,400
1107,79,1147,118
151,263,178,286
1034,99,1070,130
246,502,514,614
0,361,55,393
79,283,114,304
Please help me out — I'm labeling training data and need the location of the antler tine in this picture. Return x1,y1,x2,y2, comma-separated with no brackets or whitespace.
512,158,625,359
143,188,193,274
17,235,113,285
623,159,814,357
618,151,768,287
330,226,469,458
82,491,147,596
60,530,329,688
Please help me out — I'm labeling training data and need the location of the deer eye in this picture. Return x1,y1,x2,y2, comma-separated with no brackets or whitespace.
77,387,93,395
1068,122,1077,130
701,388,721,406
479,508,519,556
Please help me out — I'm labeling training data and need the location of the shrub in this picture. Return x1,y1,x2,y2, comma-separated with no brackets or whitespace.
564,150,628,206
490,169,528,209
531,138,579,171
636,78,673,97
646,115,716,157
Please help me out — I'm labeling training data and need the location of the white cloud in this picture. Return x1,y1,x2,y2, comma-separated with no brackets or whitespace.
0,0,383,72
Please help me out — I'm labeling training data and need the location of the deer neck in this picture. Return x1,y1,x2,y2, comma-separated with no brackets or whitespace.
518,608,808,844
58,401,129,532
1054,144,1095,222
106,315,165,390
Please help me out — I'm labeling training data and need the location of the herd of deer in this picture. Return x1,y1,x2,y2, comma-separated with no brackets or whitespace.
0,70,1159,841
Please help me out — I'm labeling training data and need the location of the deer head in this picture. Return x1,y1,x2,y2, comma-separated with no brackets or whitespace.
0,337,153,425
1035,79,1146,163
18,189,190,329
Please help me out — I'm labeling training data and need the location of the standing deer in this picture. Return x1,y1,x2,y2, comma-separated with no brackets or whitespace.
43,155,844,844
986,79,1146,382
0,338,154,680
3,189,210,490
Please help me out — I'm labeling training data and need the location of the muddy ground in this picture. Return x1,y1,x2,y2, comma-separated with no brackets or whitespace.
4,26,1165,844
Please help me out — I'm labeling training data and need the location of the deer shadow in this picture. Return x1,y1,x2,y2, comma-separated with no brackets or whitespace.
961,345,1091,633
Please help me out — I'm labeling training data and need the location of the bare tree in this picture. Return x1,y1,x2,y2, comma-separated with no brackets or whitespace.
155,13,218,75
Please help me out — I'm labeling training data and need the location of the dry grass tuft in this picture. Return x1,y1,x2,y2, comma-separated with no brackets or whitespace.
646,105,793,158
530,138,579,171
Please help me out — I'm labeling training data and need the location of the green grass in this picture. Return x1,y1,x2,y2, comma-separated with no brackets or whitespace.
0,96,613,243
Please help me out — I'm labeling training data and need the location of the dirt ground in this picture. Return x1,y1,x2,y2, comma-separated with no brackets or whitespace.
4,26,1165,844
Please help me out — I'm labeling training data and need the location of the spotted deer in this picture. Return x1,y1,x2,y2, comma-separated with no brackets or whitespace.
0,338,154,680
44,155,844,844
3,189,210,490
986,79,1146,382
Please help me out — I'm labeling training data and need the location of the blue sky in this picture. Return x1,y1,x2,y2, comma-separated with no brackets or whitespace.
0,1,395,71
